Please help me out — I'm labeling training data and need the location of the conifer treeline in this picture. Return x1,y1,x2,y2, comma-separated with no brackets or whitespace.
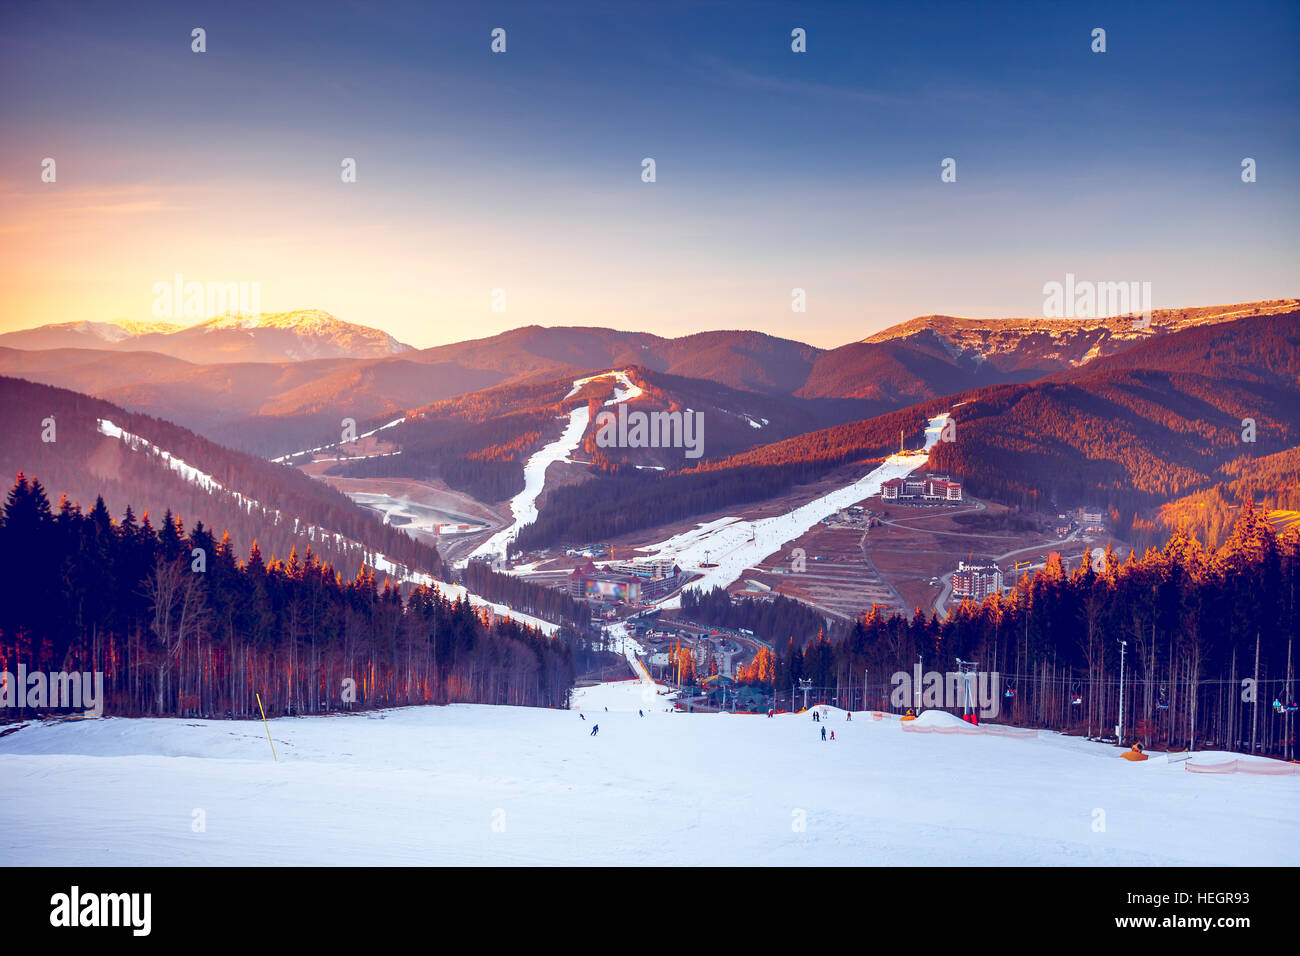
722,506,1300,758
461,561,592,629
0,474,574,718
679,588,829,646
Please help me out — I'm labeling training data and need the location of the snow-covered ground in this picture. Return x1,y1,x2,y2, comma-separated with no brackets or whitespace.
270,416,406,463
643,413,952,605
468,371,643,564
2,693,1294,867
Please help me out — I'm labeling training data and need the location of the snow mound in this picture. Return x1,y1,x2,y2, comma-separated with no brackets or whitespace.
911,709,970,727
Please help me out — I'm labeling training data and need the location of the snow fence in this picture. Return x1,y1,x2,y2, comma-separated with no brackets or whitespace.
901,721,1038,739
1185,759,1300,775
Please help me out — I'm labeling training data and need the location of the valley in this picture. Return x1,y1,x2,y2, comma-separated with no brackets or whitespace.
3,301,1297,734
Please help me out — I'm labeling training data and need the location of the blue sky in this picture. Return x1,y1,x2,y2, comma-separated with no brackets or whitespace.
2,0,1297,347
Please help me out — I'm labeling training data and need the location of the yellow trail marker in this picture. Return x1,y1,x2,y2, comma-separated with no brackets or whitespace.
256,692,277,762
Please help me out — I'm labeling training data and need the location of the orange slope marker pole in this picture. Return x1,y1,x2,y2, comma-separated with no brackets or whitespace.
256,692,277,762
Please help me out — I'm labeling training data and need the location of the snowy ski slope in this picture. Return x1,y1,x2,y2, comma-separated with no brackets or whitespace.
1,690,1294,866
642,413,952,604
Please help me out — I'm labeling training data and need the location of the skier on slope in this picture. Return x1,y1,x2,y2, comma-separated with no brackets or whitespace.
820,726,826,741
639,709,644,717
830,730,835,741
591,724,599,736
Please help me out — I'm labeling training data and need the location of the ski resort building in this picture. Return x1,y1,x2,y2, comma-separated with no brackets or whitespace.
881,473,964,503
1078,507,1106,533
610,558,678,580
952,561,1004,601
566,559,683,604
567,565,641,604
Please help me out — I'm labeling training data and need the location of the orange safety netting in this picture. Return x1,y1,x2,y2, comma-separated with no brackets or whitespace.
900,721,1038,738
981,725,1039,739
1185,759,1300,775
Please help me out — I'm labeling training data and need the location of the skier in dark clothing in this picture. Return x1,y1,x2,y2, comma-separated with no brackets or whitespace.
638,710,644,717
820,726,826,741
591,724,599,736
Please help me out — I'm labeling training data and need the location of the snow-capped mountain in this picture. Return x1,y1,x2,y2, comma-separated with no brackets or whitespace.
0,319,184,350
0,310,413,363
124,310,415,363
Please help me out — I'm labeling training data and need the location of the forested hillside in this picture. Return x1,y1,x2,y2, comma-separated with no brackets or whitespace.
723,505,1300,758
1155,446,1300,548
326,378,571,503
928,313,1300,530
514,402,942,551
0,376,439,580
679,588,831,644
0,475,574,717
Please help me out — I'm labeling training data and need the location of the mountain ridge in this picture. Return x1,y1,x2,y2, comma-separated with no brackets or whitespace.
0,310,414,363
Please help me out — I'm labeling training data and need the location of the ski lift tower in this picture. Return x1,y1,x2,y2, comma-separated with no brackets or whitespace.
797,678,814,712
956,658,979,725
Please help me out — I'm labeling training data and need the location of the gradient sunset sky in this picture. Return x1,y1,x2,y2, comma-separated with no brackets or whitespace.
2,0,1297,350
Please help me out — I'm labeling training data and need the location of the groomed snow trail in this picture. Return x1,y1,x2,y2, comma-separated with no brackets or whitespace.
468,371,642,564
644,413,952,605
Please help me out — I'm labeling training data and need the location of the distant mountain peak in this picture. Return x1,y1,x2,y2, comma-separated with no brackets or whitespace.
0,310,413,363
865,299,1300,344
860,299,1300,372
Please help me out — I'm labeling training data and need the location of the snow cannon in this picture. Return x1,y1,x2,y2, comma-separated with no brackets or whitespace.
1121,743,1148,762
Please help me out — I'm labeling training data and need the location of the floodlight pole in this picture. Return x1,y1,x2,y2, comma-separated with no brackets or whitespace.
956,658,978,719
915,653,923,711
1117,639,1127,747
